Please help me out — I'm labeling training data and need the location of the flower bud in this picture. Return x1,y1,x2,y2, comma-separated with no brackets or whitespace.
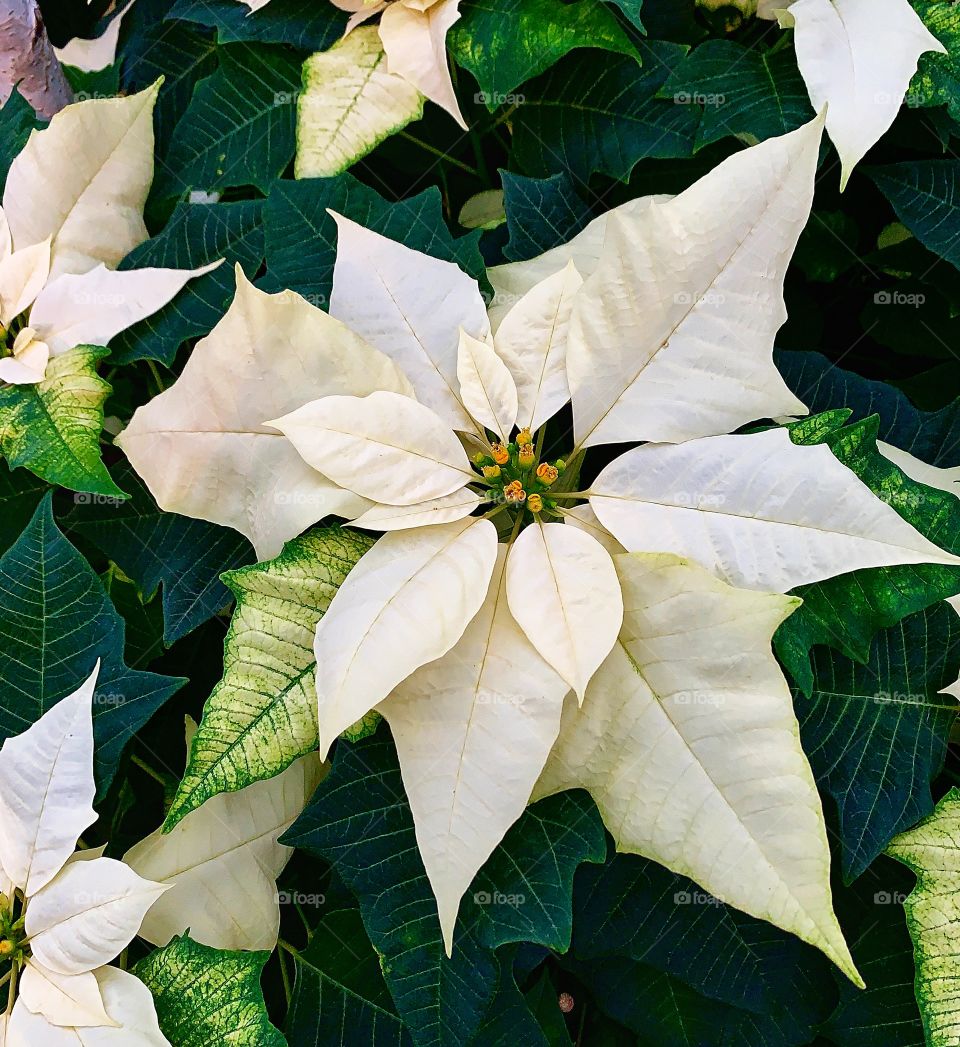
516,427,533,445
536,463,559,486
482,464,501,479
504,480,526,503
527,493,544,513
518,442,535,467
491,443,509,465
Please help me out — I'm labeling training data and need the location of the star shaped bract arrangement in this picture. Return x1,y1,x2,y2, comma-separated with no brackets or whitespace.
119,113,960,983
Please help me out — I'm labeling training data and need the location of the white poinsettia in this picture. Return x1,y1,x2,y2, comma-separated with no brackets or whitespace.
121,114,960,982
240,0,465,128
0,84,218,386
0,663,170,1045
760,0,945,188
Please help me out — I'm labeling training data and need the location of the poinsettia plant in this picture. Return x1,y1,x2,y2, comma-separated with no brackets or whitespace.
3,0,960,1043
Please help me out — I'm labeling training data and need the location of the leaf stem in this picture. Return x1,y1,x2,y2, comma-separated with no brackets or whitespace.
398,132,478,176
131,753,169,787
278,944,292,1006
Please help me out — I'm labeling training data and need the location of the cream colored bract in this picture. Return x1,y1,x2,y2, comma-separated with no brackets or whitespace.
120,115,960,982
0,664,170,1044
0,85,218,386
760,0,945,188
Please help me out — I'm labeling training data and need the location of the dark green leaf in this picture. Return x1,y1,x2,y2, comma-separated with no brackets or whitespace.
106,573,167,669
568,955,817,1047
822,857,924,1047
659,39,813,150
135,933,285,1047
156,42,300,197
500,170,591,261
775,414,960,693
868,161,960,272
522,969,572,1046
775,350,960,467
571,847,834,1031
794,211,861,283
510,42,696,181
121,21,218,163
286,908,409,1046
449,0,639,105
0,88,43,190
0,495,183,793
67,461,254,645
262,175,486,305
794,603,960,880
167,0,345,51
470,951,550,1046
0,461,47,555
283,726,604,1046
112,199,265,365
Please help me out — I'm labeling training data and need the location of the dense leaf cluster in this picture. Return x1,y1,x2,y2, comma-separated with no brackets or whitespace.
4,0,960,1041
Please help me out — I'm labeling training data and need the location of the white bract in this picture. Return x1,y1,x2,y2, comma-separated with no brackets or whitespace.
124,721,323,953
761,0,945,188
0,85,218,385
0,663,170,1044
244,0,466,130
122,114,960,980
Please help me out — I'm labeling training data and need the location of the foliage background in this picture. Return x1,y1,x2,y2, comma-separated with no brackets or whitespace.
3,0,960,1042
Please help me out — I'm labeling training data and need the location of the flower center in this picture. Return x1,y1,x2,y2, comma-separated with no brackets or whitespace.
471,427,568,522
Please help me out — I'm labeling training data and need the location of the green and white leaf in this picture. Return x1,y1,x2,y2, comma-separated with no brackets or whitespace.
296,27,424,179
887,788,960,1047
134,934,284,1047
0,345,124,498
164,527,371,830
909,0,960,120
